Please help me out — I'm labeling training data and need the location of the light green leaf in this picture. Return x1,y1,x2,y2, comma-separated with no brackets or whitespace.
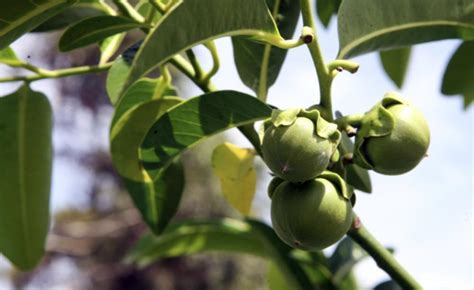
124,0,278,94
106,41,141,105
267,262,293,290
0,85,52,270
211,143,257,215
140,90,272,179
337,0,474,58
441,41,474,107
0,0,76,49
232,0,300,96
340,133,372,193
59,15,143,51
127,218,313,290
99,33,125,65
124,160,185,235
0,46,22,66
379,47,412,88
32,4,105,32
110,78,180,181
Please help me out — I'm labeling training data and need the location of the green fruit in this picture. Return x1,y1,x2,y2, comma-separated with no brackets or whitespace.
357,103,430,175
262,117,336,183
271,178,353,250
267,176,284,199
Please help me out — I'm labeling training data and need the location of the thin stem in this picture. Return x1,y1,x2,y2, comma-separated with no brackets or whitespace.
201,41,220,83
327,60,360,75
99,0,118,15
348,215,423,289
299,0,333,120
186,49,204,81
148,0,166,13
0,63,113,83
113,0,145,23
335,113,364,130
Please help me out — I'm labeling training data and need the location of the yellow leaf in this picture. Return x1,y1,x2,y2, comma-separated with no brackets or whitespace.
211,142,257,215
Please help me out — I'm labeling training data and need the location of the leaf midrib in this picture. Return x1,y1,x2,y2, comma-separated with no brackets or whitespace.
339,20,474,58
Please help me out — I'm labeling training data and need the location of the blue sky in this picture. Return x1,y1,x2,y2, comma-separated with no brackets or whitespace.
1,16,472,290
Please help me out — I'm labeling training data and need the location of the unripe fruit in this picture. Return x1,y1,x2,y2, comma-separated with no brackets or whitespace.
262,109,340,183
270,177,353,250
354,93,430,175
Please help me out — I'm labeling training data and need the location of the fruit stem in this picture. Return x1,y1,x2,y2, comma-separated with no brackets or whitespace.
347,214,423,289
299,0,333,121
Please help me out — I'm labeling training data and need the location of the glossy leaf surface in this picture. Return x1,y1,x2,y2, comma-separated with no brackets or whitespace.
140,90,272,179
441,41,474,107
124,0,278,93
0,0,76,49
0,85,52,270
379,47,412,88
211,143,256,215
338,0,474,58
59,15,143,51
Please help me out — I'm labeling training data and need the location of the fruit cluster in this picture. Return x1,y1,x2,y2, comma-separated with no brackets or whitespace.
263,93,430,250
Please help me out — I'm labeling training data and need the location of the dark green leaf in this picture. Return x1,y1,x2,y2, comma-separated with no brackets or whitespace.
338,0,474,58
32,5,104,32
374,280,402,290
140,90,272,179
59,15,143,51
0,46,22,66
124,0,278,94
128,218,313,290
441,41,474,108
329,237,367,286
379,47,412,88
124,160,184,235
316,0,341,28
0,0,76,49
232,0,300,95
0,85,52,270
340,133,372,193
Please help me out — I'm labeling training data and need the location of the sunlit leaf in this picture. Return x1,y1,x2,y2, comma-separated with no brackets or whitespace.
0,0,76,49
140,90,272,179
379,47,412,88
211,143,257,215
0,85,52,270
0,46,22,66
338,0,474,58
441,41,474,108
124,0,278,94
59,15,143,51
315,0,341,28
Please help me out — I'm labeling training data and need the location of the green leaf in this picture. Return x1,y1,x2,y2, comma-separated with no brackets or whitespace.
340,133,372,193
0,0,76,49
441,41,474,107
32,5,104,32
110,78,180,181
124,160,185,235
128,218,313,290
211,143,257,215
124,0,278,94
110,77,183,235
106,41,141,105
0,46,22,66
232,0,300,96
316,0,341,28
99,33,125,65
140,90,272,179
0,85,52,270
267,262,293,290
374,280,402,290
59,15,143,51
337,0,474,58
329,237,368,286
379,47,412,88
